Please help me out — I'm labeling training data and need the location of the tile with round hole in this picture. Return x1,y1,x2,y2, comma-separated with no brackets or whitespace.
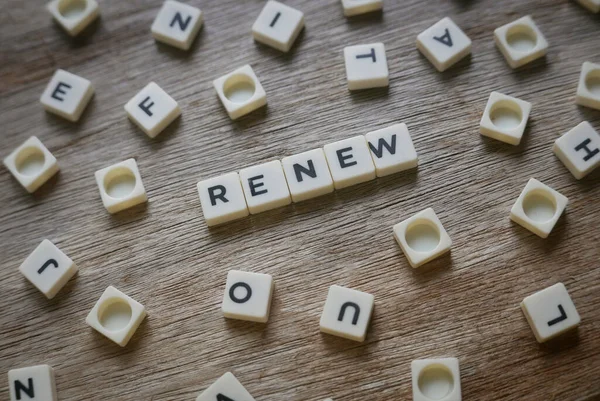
151,0,203,51
510,178,568,239
124,82,181,138
8,364,57,401
416,17,472,72
252,0,304,53
47,0,99,36
222,270,274,323
576,0,600,12
553,121,600,179
40,69,94,122
213,64,267,120
411,358,461,401
344,43,389,90
94,158,147,214
340,0,383,17
494,15,548,69
3,136,59,193
85,285,146,347
576,62,600,111
196,372,256,401
480,91,531,145
319,285,374,342
197,172,249,226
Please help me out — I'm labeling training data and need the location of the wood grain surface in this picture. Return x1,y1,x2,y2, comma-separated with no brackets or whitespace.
1,0,600,400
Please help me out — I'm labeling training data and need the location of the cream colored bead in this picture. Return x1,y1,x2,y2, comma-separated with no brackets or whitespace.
47,0,99,36
494,16,548,68
411,358,461,401
480,91,531,145
3,136,59,193
213,65,267,120
576,62,600,111
94,158,147,214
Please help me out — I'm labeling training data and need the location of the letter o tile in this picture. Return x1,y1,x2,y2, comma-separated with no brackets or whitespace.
222,270,274,323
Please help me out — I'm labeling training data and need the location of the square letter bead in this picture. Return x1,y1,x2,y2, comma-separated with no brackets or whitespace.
344,43,389,90
197,172,249,226
521,283,580,343
411,358,461,401
576,62,600,111
40,69,94,122
494,16,548,69
341,0,382,17
8,365,57,401
124,82,181,138
252,0,304,52
47,0,99,36
85,286,147,347
239,160,291,214
416,17,472,72
3,136,59,193
365,123,418,177
196,372,256,401
480,92,531,145
320,285,374,342
151,0,203,50
213,65,267,120
323,136,376,189
222,270,274,323
282,148,334,202
576,0,600,12
95,158,147,214
393,208,452,268
553,121,600,179
19,240,77,299
510,178,568,238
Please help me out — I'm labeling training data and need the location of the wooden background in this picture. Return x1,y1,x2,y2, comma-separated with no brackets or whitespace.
1,0,599,400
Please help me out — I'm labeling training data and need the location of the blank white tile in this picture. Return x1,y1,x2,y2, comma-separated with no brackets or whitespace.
365,123,418,177
411,358,461,401
576,0,600,12
196,372,256,401
344,43,389,90
8,365,57,401
510,178,568,239
480,91,531,145
576,62,600,111
341,0,382,17
417,17,472,72
151,0,203,50
323,136,376,190
125,82,181,138
197,172,249,226
553,121,600,179
85,286,147,347
19,240,77,299
94,158,147,214
222,270,274,323
239,160,291,214
521,283,580,343
3,136,59,193
319,285,374,342
213,64,267,120
494,16,548,69
393,208,452,268
282,148,334,202
40,69,94,122
252,0,304,52
47,0,99,36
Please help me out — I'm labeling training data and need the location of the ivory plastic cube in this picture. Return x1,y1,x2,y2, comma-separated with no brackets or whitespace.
40,69,94,122
151,0,203,50
393,208,452,268
213,65,267,120
344,43,389,90
416,17,472,72
480,92,531,145
510,178,568,239
494,16,548,69
3,136,59,193
125,82,181,138
554,121,600,179
252,0,304,52
282,148,334,202
239,160,291,214
197,172,249,226
85,286,146,347
222,270,274,323
8,365,57,401
521,283,580,343
196,372,256,401
323,136,376,189
94,158,147,214
319,285,374,342
365,123,418,177
576,0,600,12
576,62,600,111
47,0,99,36
19,240,77,299
411,358,461,401
341,0,382,17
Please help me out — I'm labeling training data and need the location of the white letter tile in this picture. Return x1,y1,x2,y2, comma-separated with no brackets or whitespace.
494,16,548,69
341,0,382,17
222,270,274,323
47,0,99,36
319,285,374,342
344,43,389,90
365,123,418,177
323,136,376,189
252,0,304,52
282,148,334,202
239,160,291,214
3,136,59,193
8,365,57,401
213,65,267,120
553,121,600,179
196,372,256,401
411,358,461,401
94,158,147,214
576,62,600,111
416,17,472,72
480,91,531,145
125,82,181,138
40,69,94,122
151,0,203,50
197,172,249,226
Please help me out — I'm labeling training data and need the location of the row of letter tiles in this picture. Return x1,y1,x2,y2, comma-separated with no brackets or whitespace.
197,123,418,226
9,365,57,401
